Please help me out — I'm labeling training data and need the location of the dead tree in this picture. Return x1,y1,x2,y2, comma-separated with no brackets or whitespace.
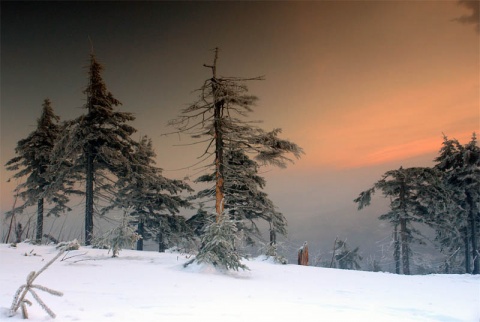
298,241,309,266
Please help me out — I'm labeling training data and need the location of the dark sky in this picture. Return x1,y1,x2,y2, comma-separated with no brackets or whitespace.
1,1,479,265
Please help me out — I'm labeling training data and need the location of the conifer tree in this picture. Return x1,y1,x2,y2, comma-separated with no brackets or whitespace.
433,134,480,274
5,99,73,243
94,211,141,257
195,147,288,247
169,48,303,270
355,167,440,274
190,215,249,271
334,239,362,270
186,205,213,237
50,54,137,245
104,135,192,251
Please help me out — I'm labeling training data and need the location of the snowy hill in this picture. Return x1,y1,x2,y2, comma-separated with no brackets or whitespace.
1,243,478,321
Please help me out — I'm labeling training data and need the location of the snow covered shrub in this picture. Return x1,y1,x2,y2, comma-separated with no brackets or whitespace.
187,216,249,271
334,240,362,270
263,241,288,264
56,239,80,251
93,212,141,257
109,227,141,258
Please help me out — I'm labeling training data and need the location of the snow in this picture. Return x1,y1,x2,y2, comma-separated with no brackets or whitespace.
1,243,479,322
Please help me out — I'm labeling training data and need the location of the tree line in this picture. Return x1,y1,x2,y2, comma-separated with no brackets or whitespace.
355,134,479,275
4,49,478,274
4,49,303,271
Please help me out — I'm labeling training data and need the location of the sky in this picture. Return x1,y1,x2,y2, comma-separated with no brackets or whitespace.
1,1,479,264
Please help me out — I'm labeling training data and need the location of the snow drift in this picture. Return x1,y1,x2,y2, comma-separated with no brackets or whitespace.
1,243,478,321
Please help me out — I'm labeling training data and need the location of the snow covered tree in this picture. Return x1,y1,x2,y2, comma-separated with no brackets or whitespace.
93,211,141,257
104,135,192,251
333,239,362,270
195,147,288,247
186,205,214,237
5,99,74,243
355,167,441,275
50,54,137,245
169,48,303,270
433,134,480,274
265,210,288,262
153,214,195,253
186,216,249,271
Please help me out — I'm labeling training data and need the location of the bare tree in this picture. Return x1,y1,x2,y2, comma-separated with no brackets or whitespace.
170,48,303,270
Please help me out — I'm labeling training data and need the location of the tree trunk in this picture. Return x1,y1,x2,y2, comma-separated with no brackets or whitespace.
15,223,23,243
400,217,410,275
269,228,276,247
298,242,309,266
36,198,44,244
399,179,410,275
5,193,19,243
467,192,479,274
214,102,224,222
464,228,471,273
209,48,225,223
85,145,94,246
136,219,144,251
393,224,401,274
330,236,338,268
158,232,166,253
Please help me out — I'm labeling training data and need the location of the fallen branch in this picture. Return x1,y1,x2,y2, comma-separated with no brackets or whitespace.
8,243,73,319
61,251,88,262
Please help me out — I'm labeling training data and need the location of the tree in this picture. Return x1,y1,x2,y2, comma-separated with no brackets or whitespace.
355,167,439,275
298,241,309,266
50,54,137,245
333,239,362,270
189,216,249,271
93,211,141,257
169,48,303,270
5,99,73,243
195,147,288,248
433,134,480,274
186,204,213,237
104,135,192,251
265,210,288,262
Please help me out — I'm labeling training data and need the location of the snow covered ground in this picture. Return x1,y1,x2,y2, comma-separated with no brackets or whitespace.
1,243,478,322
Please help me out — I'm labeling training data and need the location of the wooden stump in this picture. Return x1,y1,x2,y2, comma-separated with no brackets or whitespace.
298,241,309,266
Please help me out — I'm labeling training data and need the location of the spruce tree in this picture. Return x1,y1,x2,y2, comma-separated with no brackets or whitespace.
433,134,480,274
195,147,288,247
187,216,249,271
50,54,137,245
355,167,440,274
93,211,141,257
334,239,362,270
104,135,192,251
169,48,303,270
186,205,213,237
5,99,73,243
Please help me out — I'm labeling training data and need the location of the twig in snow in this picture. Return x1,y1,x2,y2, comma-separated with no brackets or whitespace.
8,243,73,319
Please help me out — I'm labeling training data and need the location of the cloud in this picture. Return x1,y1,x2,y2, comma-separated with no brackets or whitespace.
455,0,480,33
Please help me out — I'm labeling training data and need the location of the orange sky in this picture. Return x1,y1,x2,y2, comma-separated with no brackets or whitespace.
303,75,478,169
